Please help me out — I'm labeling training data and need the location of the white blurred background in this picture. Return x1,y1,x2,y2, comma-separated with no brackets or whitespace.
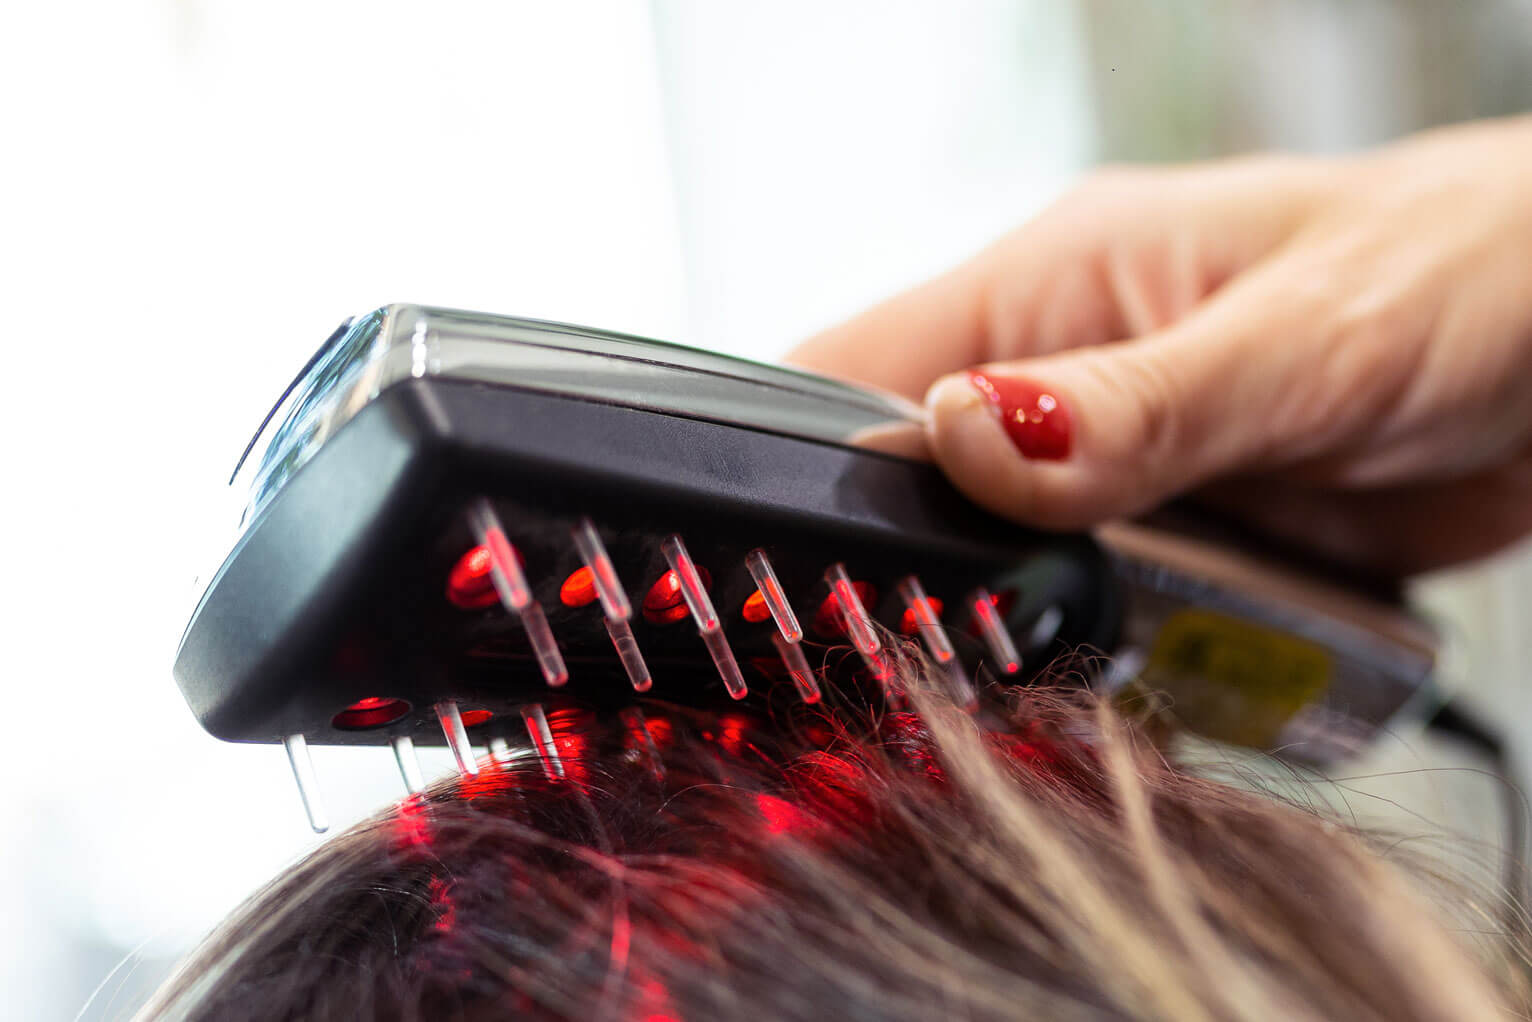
1,2,1529,1017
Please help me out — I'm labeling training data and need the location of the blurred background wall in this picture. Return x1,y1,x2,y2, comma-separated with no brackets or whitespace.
1,2,1528,1017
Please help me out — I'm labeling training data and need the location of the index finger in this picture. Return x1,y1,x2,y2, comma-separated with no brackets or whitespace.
783,157,1328,401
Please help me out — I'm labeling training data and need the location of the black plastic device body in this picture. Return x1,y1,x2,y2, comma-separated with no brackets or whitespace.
176,374,1118,746
174,305,1438,764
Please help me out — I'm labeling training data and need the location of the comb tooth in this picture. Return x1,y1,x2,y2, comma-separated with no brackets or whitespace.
522,704,565,779
518,602,569,686
747,548,816,702
969,588,1022,675
283,734,329,834
468,499,533,610
824,563,882,662
391,735,425,794
661,535,718,630
469,498,569,686
573,517,651,691
662,535,749,699
897,575,954,664
435,701,480,776
771,631,821,703
572,517,632,620
701,628,749,699
745,549,802,642
946,658,979,712
488,736,513,763
606,617,652,692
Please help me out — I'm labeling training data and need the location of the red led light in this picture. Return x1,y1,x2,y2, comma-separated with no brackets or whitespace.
446,544,525,609
741,589,770,623
446,546,497,608
560,566,598,608
642,566,711,625
812,581,877,638
964,588,1018,637
899,596,943,636
331,696,411,730
460,708,493,727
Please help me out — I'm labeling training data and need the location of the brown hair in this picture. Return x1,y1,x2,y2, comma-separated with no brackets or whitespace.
143,648,1531,1021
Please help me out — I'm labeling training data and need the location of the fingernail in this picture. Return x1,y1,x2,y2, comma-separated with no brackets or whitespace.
966,371,1071,460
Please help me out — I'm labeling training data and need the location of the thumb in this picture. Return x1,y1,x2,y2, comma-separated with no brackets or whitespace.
924,266,1326,529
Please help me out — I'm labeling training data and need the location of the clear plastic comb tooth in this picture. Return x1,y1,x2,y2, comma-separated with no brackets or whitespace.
283,733,329,833
522,704,565,779
772,631,821,703
969,587,1022,675
391,734,426,794
572,517,632,620
824,564,883,680
745,549,802,642
435,700,480,776
745,548,818,703
518,602,570,687
606,618,652,692
946,658,979,711
468,498,568,686
573,517,651,691
897,575,954,664
662,535,748,699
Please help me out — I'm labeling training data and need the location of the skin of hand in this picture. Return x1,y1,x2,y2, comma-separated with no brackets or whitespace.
786,116,1532,576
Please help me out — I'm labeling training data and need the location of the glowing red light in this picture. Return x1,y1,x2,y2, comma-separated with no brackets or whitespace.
986,588,1017,615
899,596,943,635
331,696,411,730
426,875,458,934
446,544,527,609
392,793,433,853
741,589,770,623
643,716,674,748
755,794,816,836
812,581,877,638
642,566,711,625
964,588,1017,637
459,708,493,727
560,566,598,608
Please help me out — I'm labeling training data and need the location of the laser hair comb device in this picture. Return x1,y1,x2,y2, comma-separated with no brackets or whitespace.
174,305,1441,832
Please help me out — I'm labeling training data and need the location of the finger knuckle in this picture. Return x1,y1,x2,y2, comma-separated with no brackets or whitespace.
1105,347,1187,498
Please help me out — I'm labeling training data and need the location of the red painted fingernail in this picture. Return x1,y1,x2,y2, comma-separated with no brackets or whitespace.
966,371,1072,460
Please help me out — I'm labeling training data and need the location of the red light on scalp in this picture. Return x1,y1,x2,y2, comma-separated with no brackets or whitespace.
813,581,876,638
332,696,411,730
560,567,598,608
741,589,770,623
460,709,493,727
899,596,943,636
642,566,711,625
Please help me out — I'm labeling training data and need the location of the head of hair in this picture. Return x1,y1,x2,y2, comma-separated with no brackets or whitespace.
144,645,1530,1021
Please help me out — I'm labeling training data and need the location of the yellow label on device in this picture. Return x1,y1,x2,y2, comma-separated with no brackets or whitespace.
1143,609,1332,749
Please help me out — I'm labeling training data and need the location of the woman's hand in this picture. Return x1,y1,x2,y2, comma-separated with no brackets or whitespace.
787,116,1532,575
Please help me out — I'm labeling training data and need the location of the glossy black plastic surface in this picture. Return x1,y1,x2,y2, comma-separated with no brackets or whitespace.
176,376,1118,746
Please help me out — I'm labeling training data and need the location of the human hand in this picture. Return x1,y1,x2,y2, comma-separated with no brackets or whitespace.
787,117,1532,576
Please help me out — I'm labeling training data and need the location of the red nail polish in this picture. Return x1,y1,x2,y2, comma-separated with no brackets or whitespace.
966,371,1072,460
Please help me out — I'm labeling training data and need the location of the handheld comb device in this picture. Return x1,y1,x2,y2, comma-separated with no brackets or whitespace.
174,305,1445,833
